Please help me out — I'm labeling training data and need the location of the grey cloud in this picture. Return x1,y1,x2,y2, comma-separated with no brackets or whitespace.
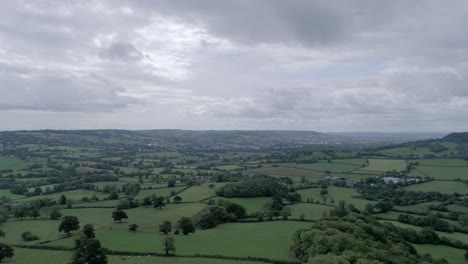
100,42,145,62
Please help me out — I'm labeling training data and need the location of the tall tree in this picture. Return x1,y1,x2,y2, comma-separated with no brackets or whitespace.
176,217,195,235
162,236,176,256
0,243,14,262
112,210,128,223
59,216,80,235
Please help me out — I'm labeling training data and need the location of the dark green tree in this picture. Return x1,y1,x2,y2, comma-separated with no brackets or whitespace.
176,217,195,235
162,236,175,256
59,216,80,235
159,220,172,234
0,243,14,262
112,210,128,223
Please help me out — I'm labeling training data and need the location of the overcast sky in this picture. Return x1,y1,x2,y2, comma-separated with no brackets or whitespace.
1,0,468,132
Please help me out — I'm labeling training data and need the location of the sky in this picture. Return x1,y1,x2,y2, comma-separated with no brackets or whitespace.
1,0,468,132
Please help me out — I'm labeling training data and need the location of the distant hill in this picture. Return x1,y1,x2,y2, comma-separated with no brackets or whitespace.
442,132,468,143
373,132,468,158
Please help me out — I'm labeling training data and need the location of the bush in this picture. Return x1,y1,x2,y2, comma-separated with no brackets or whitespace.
21,231,39,241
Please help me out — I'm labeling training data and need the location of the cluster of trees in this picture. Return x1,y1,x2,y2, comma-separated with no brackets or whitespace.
193,200,247,229
356,182,459,206
397,214,453,232
72,224,108,264
156,217,195,235
216,175,288,198
12,199,63,220
290,211,449,264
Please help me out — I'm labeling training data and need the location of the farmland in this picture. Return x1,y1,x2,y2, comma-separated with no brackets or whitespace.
0,130,468,263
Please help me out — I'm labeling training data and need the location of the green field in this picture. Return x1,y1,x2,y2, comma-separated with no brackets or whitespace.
417,159,468,166
177,183,225,202
7,247,267,264
297,186,373,209
135,186,187,200
18,189,109,202
414,166,468,180
286,203,333,220
218,197,271,213
360,159,407,172
70,221,310,260
378,147,433,156
412,244,466,264
281,161,361,173
403,181,468,194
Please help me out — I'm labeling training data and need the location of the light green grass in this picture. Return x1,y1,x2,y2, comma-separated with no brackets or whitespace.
7,247,71,264
135,186,186,200
360,159,407,172
286,203,333,220
0,189,24,199
414,166,468,180
412,244,466,264
379,147,433,156
297,187,373,209
215,164,241,170
217,197,271,213
403,181,468,194
86,221,310,260
417,159,468,166
18,189,108,202
177,183,225,202
280,162,361,173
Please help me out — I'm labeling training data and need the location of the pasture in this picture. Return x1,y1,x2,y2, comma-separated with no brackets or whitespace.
359,159,407,172
412,244,466,264
403,181,468,194
297,186,373,209
176,183,225,202
413,166,468,180
286,203,333,220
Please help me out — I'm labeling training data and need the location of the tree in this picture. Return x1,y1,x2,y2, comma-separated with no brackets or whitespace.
374,201,393,213
159,220,172,234
59,216,80,235
173,196,182,204
13,206,28,220
72,236,107,264
82,224,95,239
162,236,175,256
0,243,14,262
176,217,195,235
21,231,39,241
30,209,40,220
364,204,375,214
129,224,138,232
112,210,128,223
108,191,119,200
59,195,67,205
50,207,63,220
458,215,468,227
167,179,176,188
153,196,165,209
208,184,215,189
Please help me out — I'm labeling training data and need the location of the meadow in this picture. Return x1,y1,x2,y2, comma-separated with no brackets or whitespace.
403,180,468,194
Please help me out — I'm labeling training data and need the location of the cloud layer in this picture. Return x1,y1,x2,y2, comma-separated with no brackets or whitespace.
1,0,468,131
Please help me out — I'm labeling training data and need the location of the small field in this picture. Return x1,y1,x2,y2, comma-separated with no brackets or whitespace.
286,203,333,220
177,183,225,202
217,197,271,213
412,244,466,264
359,159,407,172
403,181,468,194
413,166,468,180
378,147,433,156
297,186,373,209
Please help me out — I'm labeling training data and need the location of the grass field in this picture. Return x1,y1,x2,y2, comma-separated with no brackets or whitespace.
359,159,407,172
403,181,468,194
248,165,324,182
416,159,468,166
18,189,109,202
297,186,373,209
0,189,24,199
7,247,267,264
176,183,225,202
378,147,433,156
77,221,310,260
281,162,361,173
218,197,271,213
215,164,242,171
135,186,187,200
286,203,332,220
412,244,466,264
413,166,468,180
